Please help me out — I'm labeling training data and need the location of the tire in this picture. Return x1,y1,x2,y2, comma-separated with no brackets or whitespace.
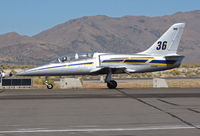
47,84,53,89
107,80,117,89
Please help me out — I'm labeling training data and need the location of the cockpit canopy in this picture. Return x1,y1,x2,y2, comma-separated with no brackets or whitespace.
50,52,94,63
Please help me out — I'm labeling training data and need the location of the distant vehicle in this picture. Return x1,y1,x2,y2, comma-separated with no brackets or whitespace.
17,23,185,89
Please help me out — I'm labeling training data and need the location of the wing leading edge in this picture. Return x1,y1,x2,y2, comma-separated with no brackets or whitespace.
90,66,129,74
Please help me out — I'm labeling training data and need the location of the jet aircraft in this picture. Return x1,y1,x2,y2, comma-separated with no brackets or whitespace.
17,23,185,89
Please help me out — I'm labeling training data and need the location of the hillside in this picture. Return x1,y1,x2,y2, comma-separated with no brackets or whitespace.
0,32,57,64
1,10,200,64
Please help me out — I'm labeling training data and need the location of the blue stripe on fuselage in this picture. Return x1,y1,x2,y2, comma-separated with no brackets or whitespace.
34,62,94,71
68,62,94,66
150,60,176,64
102,60,124,63
124,59,147,63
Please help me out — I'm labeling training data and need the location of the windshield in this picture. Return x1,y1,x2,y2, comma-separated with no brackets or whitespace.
50,52,94,63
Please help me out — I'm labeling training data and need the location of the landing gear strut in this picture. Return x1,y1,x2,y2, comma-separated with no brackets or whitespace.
105,69,117,89
44,76,53,89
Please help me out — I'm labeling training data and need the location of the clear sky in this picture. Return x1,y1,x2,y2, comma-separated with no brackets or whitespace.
0,0,199,36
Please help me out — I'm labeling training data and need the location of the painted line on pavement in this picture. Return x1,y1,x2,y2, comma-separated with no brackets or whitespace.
0,125,199,133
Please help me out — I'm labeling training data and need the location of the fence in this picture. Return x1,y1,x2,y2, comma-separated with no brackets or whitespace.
1,79,32,87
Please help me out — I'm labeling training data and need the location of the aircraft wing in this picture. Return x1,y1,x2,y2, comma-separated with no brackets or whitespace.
90,66,135,74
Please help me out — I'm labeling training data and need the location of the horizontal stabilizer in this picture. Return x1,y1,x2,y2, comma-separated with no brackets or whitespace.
164,55,184,68
164,55,184,60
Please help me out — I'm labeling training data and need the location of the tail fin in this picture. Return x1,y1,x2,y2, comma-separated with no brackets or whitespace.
138,23,185,56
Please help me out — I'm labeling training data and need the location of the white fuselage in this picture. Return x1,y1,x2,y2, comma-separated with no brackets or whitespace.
17,52,183,76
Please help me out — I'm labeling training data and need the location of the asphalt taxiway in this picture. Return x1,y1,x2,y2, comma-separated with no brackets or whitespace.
0,88,200,136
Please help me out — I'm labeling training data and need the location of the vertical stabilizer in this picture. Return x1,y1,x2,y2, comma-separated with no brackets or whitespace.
139,23,185,56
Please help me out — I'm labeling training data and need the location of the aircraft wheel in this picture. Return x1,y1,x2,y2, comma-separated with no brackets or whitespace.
107,80,117,89
47,84,53,89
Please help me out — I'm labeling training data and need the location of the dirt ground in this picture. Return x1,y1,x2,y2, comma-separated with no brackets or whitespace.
83,79,200,89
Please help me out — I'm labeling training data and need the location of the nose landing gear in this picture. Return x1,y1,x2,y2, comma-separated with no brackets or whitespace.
47,83,53,89
44,77,53,89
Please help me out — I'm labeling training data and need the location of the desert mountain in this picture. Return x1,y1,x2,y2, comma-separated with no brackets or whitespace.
1,10,200,64
0,32,58,64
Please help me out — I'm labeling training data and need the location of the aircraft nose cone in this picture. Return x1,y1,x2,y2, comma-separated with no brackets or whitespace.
16,65,50,76
16,68,36,76
16,70,29,76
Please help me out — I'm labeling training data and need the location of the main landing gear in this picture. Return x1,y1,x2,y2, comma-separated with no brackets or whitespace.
105,70,118,89
107,80,117,89
44,76,53,89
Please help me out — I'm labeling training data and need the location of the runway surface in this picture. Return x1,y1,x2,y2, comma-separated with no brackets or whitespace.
0,88,200,136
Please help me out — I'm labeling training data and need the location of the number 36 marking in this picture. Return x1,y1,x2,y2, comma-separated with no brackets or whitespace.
156,41,167,50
